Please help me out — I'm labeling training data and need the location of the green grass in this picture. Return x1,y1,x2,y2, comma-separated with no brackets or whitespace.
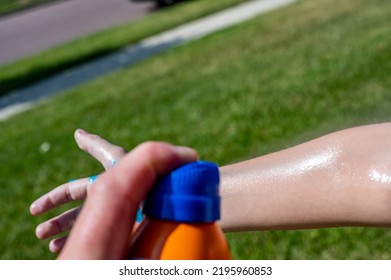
0,0,248,97
0,0,54,15
0,0,391,259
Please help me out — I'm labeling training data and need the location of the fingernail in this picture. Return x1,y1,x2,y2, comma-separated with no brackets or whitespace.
173,146,199,161
30,203,40,215
49,241,59,254
49,239,63,254
76,128,87,135
35,225,44,239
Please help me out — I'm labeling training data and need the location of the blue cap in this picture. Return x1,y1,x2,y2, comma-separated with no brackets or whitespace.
142,161,220,223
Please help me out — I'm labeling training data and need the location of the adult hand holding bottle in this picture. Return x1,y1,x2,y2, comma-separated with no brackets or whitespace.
54,139,198,259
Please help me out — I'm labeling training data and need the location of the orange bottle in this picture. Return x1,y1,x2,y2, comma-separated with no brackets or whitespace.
129,161,231,260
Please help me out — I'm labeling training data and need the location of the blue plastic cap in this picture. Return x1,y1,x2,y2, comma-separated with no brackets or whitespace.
142,161,220,223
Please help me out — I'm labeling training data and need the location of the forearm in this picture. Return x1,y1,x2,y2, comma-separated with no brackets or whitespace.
219,123,391,231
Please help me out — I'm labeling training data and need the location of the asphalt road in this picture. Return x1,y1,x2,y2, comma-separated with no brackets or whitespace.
0,0,155,66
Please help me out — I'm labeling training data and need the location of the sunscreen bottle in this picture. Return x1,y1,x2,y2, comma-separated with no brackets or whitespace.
128,161,231,260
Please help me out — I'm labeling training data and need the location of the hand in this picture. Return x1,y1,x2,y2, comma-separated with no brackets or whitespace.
57,140,198,259
30,129,128,253
30,129,198,257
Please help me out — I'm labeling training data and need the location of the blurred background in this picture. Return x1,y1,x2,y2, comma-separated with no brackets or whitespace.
0,0,390,259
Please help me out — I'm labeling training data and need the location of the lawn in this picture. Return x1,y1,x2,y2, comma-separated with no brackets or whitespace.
0,0,249,97
0,0,54,15
0,0,390,259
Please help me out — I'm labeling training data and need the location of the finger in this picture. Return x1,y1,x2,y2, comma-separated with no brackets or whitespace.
47,212,144,254
47,213,143,254
74,129,127,170
35,204,141,240
36,206,82,239
45,211,144,254
59,142,198,259
31,129,126,215
49,236,68,254
30,178,90,215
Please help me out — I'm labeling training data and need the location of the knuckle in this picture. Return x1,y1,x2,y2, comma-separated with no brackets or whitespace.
137,141,169,155
111,145,127,156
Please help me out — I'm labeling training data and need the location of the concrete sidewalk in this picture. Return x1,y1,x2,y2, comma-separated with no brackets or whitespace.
0,0,297,121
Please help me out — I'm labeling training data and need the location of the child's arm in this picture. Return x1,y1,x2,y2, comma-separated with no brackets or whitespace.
220,123,391,231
